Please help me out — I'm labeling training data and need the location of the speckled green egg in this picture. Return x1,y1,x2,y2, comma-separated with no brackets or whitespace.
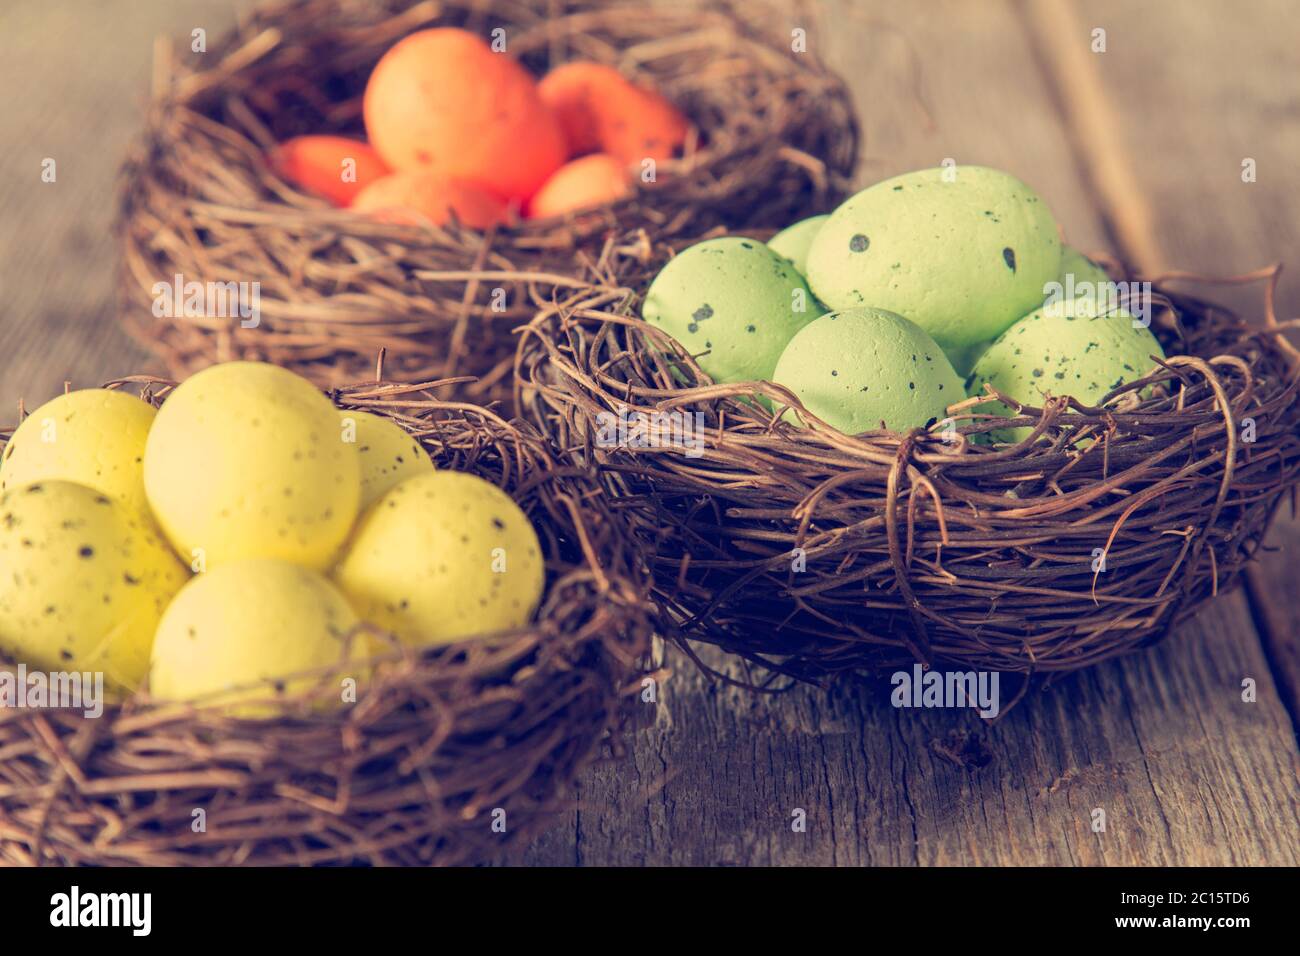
1,389,156,513
968,297,1166,442
342,410,435,510
805,166,1062,359
1053,246,1112,297
150,559,359,715
333,470,544,648
0,480,188,691
642,237,820,384
768,215,829,276
143,362,361,571
773,308,963,434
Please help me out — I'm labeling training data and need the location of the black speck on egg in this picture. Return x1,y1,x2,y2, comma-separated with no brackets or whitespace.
78,546,94,559
1002,247,1017,272
849,234,870,253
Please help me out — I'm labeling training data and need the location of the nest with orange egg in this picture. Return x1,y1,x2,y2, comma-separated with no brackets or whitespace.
0,374,654,866
118,0,859,409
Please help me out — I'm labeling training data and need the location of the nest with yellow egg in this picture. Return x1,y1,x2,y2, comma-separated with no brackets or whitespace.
117,0,859,410
516,239,1300,688
0,373,653,866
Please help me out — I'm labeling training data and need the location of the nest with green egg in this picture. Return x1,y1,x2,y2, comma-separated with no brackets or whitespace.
0,363,653,866
516,164,1300,688
117,0,858,411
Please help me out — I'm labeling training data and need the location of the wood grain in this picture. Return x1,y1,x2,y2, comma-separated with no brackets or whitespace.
1025,0,1300,730
0,0,1295,867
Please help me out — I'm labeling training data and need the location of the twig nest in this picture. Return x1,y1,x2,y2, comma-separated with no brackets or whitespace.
0,379,653,865
516,236,1300,687
118,0,859,407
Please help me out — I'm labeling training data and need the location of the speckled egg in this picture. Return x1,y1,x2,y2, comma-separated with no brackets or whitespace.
143,362,361,571
333,471,544,648
1053,246,1112,298
968,297,1166,441
805,166,1062,360
768,215,829,276
342,410,435,510
150,559,359,715
642,237,820,384
0,480,188,691
773,308,963,434
1,389,156,513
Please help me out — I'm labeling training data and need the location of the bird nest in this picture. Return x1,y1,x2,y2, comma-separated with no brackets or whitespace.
516,241,1300,688
117,0,859,410
0,375,654,865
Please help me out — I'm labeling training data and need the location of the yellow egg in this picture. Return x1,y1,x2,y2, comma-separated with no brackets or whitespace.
150,559,360,715
143,362,361,571
341,409,435,510
1,389,156,513
333,471,545,647
0,480,188,691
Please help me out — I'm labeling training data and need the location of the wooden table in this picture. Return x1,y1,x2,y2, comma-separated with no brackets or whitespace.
1,0,1296,866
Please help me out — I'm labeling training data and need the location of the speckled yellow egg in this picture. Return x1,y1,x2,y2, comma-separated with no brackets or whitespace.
333,471,544,647
1,389,156,513
150,559,359,715
341,410,435,510
144,362,361,571
0,480,188,691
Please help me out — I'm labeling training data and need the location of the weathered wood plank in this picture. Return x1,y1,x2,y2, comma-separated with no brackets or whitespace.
524,591,1299,866
0,1,237,399
1027,0,1300,727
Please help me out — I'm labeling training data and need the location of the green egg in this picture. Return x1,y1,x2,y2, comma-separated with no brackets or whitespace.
773,308,963,434
1053,246,1112,296
768,215,829,276
642,237,820,384
967,297,1166,442
806,165,1062,358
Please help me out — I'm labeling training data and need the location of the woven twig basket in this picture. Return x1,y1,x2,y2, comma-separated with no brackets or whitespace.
516,240,1300,687
117,0,859,408
0,377,653,865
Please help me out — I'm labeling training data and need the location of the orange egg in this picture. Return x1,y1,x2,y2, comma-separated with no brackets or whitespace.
269,135,390,206
538,60,689,164
527,154,632,219
350,172,509,230
363,28,566,202
537,62,621,156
